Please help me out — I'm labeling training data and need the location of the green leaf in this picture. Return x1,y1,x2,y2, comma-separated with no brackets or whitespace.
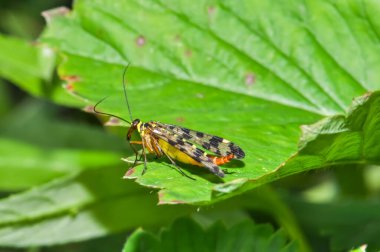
0,33,84,107
39,0,380,204
0,167,194,247
0,34,55,96
123,228,159,252
122,218,299,252
0,181,309,248
218,91,380,200
349,245,368,252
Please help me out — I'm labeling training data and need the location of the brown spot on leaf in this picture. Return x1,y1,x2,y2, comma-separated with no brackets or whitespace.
62,75,81,82
136,35,146,47
208,6,216,16
185,49,192,57
176,117,185,123
245,72,255,87
64,83,75,91
83,105,95,113
124,168,136,178
105,117,123,126
174,34,181,42
62,75,80,93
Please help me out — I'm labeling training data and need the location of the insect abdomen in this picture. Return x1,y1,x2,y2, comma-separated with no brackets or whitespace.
208,154,234,165
158,139,202,167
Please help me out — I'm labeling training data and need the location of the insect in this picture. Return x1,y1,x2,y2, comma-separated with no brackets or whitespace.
94,67,245,179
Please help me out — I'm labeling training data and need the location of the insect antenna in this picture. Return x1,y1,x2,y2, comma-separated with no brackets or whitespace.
122,64,134,122
93,97,131,124
93,65,134,125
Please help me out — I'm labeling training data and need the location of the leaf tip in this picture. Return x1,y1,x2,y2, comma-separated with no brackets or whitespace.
41,7,70,23
348,91,373,113
123,166,137,179
82,105,95,113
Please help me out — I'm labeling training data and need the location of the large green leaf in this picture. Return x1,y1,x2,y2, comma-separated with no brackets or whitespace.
0,167,194,247
214,91,380,201
0,33,84,107
39,0,380,204
1,169,304,248
122,218,299,252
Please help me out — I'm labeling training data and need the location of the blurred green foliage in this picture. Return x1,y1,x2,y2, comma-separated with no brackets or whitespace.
0,0,70,39
122,218,299,252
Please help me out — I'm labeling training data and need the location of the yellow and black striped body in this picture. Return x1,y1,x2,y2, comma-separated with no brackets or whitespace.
127,119,245,178
135,121,202,166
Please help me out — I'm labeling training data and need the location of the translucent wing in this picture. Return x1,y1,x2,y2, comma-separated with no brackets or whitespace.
155,122,245,159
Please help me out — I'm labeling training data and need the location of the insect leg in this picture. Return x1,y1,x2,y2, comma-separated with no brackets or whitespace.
140,138,148,175
152,138,195,180
128,141,140,168
150,137,163,160
165,152,195,180
129,141,143,160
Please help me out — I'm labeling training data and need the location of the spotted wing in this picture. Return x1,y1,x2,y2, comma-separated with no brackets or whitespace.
155,122,245,159
150,125,225,177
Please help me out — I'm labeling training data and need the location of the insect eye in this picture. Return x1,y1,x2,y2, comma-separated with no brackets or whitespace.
132,119,140,126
